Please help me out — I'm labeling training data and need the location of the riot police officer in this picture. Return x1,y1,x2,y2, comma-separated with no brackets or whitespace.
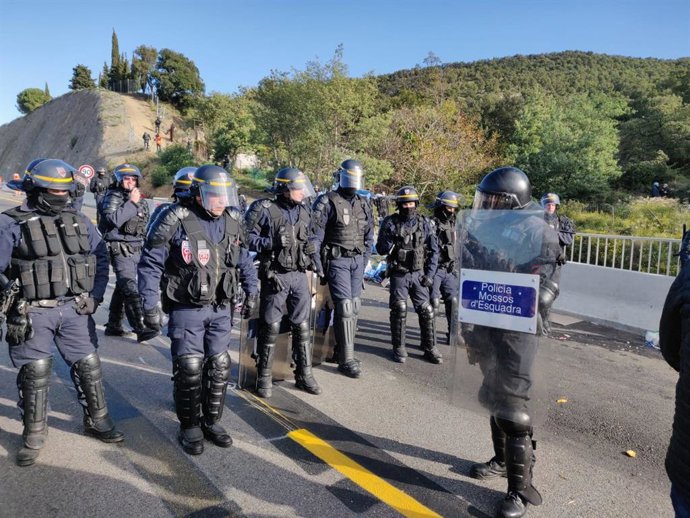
89,167,109,209
430,191,460,345
0,159,123,467
539,192,575,335
98,164,157,342
311,159,374,378
139,164,258,455
246,167,321,398
466,167,560,518
376,186,442,364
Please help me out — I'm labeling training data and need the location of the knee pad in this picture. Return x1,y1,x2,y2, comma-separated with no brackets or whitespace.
292,320,310,342
416,301,434,319
174,355,204,383
204,351,231,381
431,298,441,312
391,299,407,317
335,299,355,319
352,297,361,315
494,407,532,436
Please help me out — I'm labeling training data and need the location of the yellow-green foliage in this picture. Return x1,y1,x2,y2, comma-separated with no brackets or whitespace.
562,197,687,238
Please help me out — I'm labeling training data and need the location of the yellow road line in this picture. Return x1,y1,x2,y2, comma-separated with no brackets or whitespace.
288,428,442,518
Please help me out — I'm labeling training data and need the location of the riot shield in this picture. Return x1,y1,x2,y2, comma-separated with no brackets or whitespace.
310,273,335,365
237,287,295,390
450,209,560,426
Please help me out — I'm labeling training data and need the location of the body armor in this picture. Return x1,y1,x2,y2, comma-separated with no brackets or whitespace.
4,208,95,301
264,200,310,272
163,209,243,306
321,192,368,257
434,216,456,272
386,214,427,273
99,189,150,239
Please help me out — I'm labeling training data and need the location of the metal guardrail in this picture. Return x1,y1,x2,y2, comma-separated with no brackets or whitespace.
565,232,682,277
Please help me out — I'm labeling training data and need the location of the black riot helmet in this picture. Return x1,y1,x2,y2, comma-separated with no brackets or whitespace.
172,166,196,199
23,159,77,193
96,167,106,176
113,163,142,187
191,164,239,213
434,191,460,209
473,166,532,210
336,159,365,191
395,185,420,207
8,158,47,191
272,167,316,198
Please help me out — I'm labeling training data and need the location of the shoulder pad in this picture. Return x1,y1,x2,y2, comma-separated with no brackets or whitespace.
245,198,270,230
146,203,187,248
225,207,242,221
101,190,124,214
427,218,437,230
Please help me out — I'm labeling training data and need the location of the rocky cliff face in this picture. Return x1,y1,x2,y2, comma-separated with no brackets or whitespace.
0,90,170,179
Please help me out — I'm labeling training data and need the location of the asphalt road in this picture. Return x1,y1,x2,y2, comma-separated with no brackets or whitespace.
0,191,677,517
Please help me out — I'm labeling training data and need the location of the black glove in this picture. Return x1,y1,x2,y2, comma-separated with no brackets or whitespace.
75,296,99,316
420,275,434,288
556,253,567,266
6,301,33,346
241,293,258,319
303,241,317,256
143,307,162,331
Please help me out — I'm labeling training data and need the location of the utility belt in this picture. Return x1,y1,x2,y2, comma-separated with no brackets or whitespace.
108,241,142,257
268,262,305,274
29,296,76,308
326,245,363,259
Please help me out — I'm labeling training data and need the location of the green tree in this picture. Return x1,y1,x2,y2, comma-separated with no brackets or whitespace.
111,29,120,72
69,65,96,90
381,100,500,197
98,62,109,88
131,45,157,94
152,49,205,110
150,144,196,187
43,82,50,97
507,92,627,201
16,87,51,114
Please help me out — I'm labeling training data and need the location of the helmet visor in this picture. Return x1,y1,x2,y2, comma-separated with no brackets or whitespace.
472,191,521,211
339,168,364,190
277,171,316,198
198,178,240,211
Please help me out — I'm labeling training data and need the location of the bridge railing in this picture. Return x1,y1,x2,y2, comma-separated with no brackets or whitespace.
565,232,682,277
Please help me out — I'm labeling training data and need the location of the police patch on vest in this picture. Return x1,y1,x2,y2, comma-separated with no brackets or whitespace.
343,207,350,225
181,240,193,264
198,248,210,266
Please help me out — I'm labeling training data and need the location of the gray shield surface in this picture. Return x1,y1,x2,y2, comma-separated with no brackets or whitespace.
309,273,335,365
450,209,560,425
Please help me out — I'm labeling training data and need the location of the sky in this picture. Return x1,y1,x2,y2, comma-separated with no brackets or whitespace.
0,0,688,125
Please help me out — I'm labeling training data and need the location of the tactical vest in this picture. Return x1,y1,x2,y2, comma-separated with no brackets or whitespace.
99,189,150,239
4,208,96,301
164,210,243,306
92,178,108,195
387,215,426,273
265,201,310,272
324,191,368,256
434,216,456,269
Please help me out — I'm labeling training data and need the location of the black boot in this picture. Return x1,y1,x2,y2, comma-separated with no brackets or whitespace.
255,321,279,398
499,434,542,518
122,282,158,342
390,300,408,363
470,416,507,479
334,299,361,378
16,358,52,467
173,355,204,455
418,302,442,364
293,321,322,394
445,296,458,346
71,353,124,444
201,352,233,448
105,285,126,336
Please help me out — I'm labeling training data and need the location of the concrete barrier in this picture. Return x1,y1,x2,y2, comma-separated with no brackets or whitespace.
553,262,675,332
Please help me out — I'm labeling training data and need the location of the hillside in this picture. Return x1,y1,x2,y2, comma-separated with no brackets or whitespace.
0,90,185,180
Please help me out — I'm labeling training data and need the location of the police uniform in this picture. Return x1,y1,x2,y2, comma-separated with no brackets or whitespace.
246,167,321,398
376,187,443,364
430,193,460,345
465,167,562,518
89,173,108,209
138,165,258,455
98,165,155,341
311,187,374,378
0,159,123,467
